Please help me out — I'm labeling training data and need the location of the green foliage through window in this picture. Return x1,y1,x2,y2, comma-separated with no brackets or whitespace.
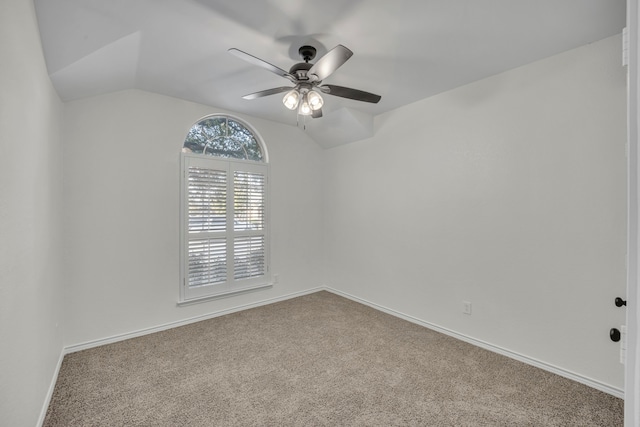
183,116,264,162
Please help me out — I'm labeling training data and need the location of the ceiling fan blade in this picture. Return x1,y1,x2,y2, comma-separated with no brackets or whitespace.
228,48,296,83
320,85,381,103
308,45,353,82
311,108,323,119
242,86,293,100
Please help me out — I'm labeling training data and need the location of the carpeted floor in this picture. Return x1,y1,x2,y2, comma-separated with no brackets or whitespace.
44,291,623,426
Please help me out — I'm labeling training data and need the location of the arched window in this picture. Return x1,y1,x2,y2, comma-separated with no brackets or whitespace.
179,115,270,303
182,116,266,162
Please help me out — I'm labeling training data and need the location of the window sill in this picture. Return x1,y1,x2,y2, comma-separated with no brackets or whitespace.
176,283,273,307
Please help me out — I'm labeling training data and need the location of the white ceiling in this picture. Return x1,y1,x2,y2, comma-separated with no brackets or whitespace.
34,0,626,147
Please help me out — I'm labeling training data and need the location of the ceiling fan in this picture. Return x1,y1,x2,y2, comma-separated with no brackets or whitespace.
228,44,381,119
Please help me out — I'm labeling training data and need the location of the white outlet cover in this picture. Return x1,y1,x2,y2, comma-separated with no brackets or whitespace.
463,301,472,315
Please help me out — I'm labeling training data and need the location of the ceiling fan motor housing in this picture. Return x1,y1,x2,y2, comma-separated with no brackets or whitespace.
289,62,313,80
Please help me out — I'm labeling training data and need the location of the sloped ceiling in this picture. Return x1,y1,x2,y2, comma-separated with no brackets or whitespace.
34,0,626,148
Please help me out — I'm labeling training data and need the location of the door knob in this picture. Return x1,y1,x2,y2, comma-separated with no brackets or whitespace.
615,297,627,307
610,328,621,342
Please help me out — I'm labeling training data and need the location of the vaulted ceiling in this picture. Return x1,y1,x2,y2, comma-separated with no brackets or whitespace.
34,0,626,147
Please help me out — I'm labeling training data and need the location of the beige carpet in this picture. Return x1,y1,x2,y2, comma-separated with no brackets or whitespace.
44,291,623,426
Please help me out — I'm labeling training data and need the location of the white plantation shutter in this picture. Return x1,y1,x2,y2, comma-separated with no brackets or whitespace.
234,236,265,280
234,171,265,231
188,238,227,286
233,170,266,280
181,155,269,301
188,168,227,233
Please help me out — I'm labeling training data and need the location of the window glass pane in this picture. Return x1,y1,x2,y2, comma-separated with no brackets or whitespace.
183,116,263,162
229,119,263,162
203,136,245,160
234,171,265,231
200,117,227,133
184,117,227,154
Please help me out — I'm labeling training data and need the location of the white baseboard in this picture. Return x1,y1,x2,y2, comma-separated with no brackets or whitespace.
64,287,324,354
324,287,624,399
38,347,65,427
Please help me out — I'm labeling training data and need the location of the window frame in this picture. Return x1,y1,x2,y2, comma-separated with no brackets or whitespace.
179,115,271,305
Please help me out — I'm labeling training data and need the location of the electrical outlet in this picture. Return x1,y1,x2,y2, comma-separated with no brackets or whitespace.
273,274,279,284
463,301,472,315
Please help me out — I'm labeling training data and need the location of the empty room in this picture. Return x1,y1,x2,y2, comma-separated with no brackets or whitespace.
2,0,640,426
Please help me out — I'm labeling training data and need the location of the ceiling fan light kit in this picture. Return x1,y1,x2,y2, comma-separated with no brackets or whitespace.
283,86,324,117
229,44,381,121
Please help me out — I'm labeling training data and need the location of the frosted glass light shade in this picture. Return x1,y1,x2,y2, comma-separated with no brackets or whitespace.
282,90,300,110
298,97,312,116
307,91,323,110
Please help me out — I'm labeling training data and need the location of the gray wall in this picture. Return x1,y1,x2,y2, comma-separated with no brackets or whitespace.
323,35,627,391
0,1,64,426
